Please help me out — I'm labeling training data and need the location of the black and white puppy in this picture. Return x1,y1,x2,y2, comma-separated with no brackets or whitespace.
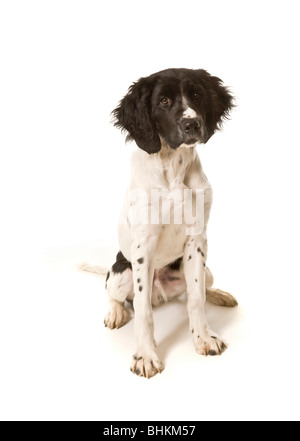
104,68,237,378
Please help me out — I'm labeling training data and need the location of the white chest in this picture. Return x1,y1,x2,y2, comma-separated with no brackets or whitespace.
119,145,212,267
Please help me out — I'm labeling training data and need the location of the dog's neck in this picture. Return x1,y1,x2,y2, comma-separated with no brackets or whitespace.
156,141,198,188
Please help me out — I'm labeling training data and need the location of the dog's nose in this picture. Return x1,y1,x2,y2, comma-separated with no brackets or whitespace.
181,118,200,133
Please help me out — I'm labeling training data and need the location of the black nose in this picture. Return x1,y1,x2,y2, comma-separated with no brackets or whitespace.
181,118,200,133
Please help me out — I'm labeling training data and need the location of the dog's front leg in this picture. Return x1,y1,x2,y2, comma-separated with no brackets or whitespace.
130,236,164,378
184,236,227,356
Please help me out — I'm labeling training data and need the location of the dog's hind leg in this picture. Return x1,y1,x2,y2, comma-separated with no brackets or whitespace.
205,266,238,307
104,252,134,329
104,296,130,329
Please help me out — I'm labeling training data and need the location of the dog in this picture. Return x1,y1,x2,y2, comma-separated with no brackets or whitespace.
84,68,237,378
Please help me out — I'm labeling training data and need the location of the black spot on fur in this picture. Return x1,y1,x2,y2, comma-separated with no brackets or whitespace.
211,336,217,339
203,262,206,267
105,271,110,282
112,251,132,274
188,255,192,261
137,257,144,264
167,276,181,281
139,285,143,292
192,329,194,334
179,156,183,165
167,257,183,271
195,278,198,282
137,245,140,248
197,247,205,257
137,278,141,283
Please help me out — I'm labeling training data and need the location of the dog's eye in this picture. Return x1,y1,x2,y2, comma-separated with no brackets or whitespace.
193,93,200,100
160,97,171,106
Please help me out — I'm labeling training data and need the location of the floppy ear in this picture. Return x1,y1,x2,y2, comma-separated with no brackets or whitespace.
197,70,235,143
112,78,161,154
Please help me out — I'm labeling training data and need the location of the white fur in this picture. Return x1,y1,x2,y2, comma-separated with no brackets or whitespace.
104,140,228,378
182,96,197,118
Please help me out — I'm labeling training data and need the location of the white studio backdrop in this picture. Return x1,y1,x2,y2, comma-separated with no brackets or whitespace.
0,0,300,421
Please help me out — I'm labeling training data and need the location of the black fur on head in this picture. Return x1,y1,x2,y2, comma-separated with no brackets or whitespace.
112,68,234,154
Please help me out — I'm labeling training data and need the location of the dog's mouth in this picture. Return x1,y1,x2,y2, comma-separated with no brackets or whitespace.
169,136,201,149
161,124,203,149
178,132,202,148
185,137,199,145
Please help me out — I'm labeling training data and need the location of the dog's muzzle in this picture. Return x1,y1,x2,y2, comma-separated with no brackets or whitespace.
180,118,202,143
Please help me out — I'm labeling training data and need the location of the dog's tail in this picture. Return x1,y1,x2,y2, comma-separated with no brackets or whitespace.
78,263,109,277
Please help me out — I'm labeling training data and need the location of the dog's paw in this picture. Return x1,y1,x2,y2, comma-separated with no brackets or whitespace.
195,333,227,356
104,300,129,329
130,353,164,379
206,288,238,307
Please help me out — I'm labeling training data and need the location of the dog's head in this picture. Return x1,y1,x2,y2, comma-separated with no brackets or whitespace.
112,68,234,154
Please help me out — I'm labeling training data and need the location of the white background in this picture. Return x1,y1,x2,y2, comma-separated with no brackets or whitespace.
1,0,300,421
